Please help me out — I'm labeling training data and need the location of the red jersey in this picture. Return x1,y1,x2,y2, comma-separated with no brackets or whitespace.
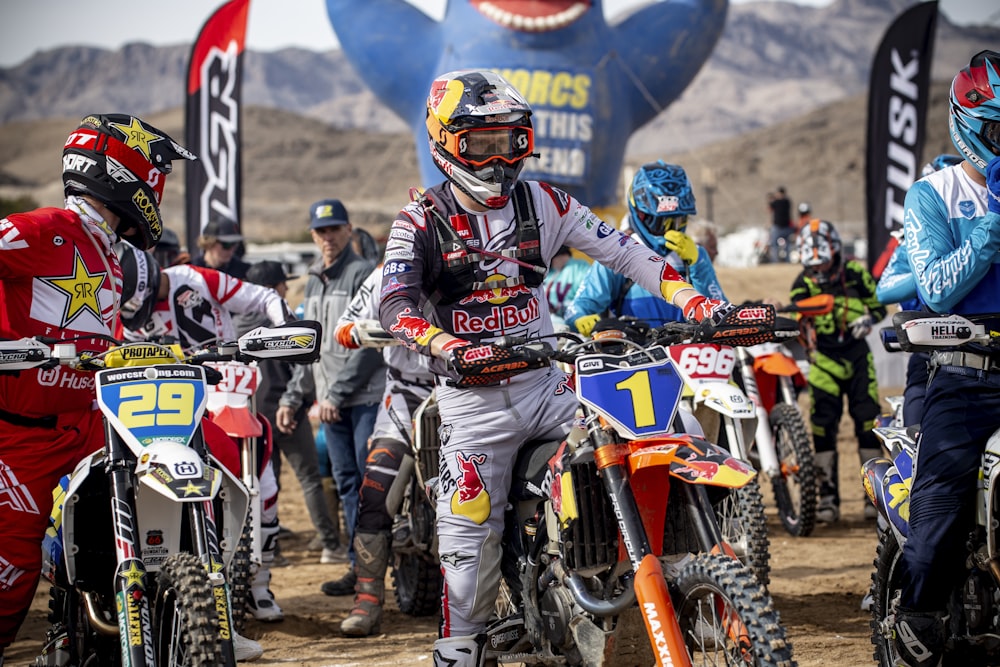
0,207,123,417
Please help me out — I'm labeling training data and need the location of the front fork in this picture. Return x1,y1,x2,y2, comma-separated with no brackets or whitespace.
736,349,781,476
589,424,692,667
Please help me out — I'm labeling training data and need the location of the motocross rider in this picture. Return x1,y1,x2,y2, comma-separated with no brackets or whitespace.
891,50,1000,667
566,160,726,335
0,114,193,664
327,264,436,636
377,69,736,666
790,219,885,524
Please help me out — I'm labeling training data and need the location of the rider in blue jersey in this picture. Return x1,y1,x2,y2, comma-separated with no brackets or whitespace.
892,51,1000,667
875,155,962,427
566,161,726,335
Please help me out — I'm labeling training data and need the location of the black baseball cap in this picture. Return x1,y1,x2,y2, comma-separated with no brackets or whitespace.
246,260,297,287
201,219,244,243
309,199,350,229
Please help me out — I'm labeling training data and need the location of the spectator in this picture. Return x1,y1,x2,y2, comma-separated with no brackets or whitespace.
790,219,886,524
796,201,812,231
542,245,590,328
278,199,385,589
191,218,251,279
891,51,1000,667
687,219,720,264
767,186,795,262
153,227,189,267
351,227,382,263
236,260,346,566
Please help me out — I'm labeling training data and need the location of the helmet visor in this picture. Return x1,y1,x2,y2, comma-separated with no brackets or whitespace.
446,125,534,168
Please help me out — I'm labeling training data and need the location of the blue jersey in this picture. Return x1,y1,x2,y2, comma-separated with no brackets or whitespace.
566,241,725,329
876,242,921,310
904,163,1000,316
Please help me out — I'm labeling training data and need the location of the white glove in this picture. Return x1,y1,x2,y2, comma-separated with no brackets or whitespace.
849,314,874,339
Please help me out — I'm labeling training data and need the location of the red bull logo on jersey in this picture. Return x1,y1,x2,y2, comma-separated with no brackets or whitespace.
458,274,532,306
453,297,541,334
451,452,492,524
389,308,434,343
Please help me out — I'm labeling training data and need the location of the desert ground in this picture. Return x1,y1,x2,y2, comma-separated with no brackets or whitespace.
6,264,894,666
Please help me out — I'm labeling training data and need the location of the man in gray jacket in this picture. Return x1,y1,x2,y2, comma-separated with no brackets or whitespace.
277,199,385,584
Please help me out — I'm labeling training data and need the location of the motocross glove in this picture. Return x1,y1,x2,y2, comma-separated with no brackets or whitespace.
664,230,698,265
574,313,602,337
683,296,736,325
334,322,360,349
849,314,874,339
987,156,1000,215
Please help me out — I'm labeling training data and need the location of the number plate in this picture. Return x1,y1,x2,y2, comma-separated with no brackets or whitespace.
576,345,683,439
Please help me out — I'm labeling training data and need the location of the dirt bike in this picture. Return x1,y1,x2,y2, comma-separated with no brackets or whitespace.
862,311,1000,666
655,319,771,588
2,320,320,667
476,305,798,666
731,295,832,538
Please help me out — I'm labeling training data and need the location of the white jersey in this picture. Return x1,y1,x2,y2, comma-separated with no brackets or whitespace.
125,263,291,350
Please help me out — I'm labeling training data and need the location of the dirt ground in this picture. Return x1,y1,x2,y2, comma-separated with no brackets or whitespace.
6,264,889,666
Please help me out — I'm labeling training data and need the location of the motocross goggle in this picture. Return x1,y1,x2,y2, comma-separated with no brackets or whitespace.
980,119,1000,155
635,211,689,237
429,116,534,168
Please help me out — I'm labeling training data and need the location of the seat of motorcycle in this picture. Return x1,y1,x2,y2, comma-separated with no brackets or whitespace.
509,439,566,502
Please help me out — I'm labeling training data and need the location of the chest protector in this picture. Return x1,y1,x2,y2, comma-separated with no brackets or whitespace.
420,182,547,306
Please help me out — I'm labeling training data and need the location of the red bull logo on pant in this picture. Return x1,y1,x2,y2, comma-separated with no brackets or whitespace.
450,452,492,525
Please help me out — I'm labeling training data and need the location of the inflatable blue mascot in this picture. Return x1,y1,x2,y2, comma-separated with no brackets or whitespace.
325,0,727,217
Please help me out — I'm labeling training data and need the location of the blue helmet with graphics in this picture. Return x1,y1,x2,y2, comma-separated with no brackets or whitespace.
626,161,696,253
949,50,1000,175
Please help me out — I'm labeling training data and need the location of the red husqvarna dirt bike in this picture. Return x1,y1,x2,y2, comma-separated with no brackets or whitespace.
0,321,320,667
470,305,798,666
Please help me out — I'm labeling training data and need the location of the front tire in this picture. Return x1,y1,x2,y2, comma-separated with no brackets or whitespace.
153,552,224,666
870,529,904,666
227,515,253,633
713,480,771,588
671,553,795,666
769,403,818,537
393,551,442,616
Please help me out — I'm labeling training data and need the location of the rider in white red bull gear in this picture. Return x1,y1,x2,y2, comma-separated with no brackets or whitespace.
377,70,735,666
328,265,436,635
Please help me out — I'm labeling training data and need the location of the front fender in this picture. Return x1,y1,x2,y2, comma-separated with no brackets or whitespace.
628,435,757,489
136,441,221,502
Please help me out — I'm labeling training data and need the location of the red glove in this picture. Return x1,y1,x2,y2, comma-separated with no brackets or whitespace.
683,296,735,325
335,322,360,349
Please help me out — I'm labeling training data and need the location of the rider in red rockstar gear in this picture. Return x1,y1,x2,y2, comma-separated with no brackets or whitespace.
0,114,193,658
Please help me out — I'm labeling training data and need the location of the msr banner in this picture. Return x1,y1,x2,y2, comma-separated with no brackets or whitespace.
865,0,938,278
184,0,249,253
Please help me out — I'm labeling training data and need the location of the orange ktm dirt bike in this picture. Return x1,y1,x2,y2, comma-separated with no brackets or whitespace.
731,294,833,538
467,307,797,666
1,321,320,667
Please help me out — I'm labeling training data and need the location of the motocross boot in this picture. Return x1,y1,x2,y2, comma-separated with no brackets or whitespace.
893,608,945,667
814,450,840,523
859,448,882,520
249,517,284,622
340,530,391,636
433,635,485,667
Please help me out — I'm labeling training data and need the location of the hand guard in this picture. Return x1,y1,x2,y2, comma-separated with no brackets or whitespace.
664,230,698,265
683,295,735,325
987,156,1000,215
849,314,874,339
575,313,601,337
446,343,548,387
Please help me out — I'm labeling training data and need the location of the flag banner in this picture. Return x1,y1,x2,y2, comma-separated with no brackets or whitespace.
184,0,249,253
865,0,938,278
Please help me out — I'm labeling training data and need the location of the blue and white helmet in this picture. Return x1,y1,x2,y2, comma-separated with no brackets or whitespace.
626,161,696,253
949,50,1000,175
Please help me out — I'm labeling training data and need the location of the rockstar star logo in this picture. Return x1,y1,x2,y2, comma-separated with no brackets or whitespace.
40,250,107,327
119,560,146,589
109,116,162,161
180,480,204,497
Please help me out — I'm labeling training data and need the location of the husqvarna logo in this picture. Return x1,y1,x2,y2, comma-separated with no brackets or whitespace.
173,461,199,478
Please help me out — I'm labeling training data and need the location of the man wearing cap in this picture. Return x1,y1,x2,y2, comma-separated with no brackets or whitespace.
236,261,346,568
192,218,251,279
278,199,385,579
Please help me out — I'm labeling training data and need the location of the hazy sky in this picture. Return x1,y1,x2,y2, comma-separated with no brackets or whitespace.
0,0,994,67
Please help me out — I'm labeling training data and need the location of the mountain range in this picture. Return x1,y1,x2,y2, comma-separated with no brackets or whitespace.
0,0,997,241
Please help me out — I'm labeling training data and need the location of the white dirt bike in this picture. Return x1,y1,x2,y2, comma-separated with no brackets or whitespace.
4,321,320,667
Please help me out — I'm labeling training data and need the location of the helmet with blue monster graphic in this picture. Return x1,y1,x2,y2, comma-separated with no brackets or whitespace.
949,50,1000,175
626,161,696,253
425,70,535,209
